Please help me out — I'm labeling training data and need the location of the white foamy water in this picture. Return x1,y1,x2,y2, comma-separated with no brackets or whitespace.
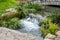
20,19,39,32
18,16,44,40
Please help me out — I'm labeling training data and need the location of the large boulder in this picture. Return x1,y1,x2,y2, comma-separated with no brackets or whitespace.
0,27,37,40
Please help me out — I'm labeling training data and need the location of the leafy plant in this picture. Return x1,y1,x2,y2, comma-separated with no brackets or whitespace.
40,18,57,38
16,2,44,19
0,18,22,30
25,2,44,11
48,21,56,34
50,13,60,24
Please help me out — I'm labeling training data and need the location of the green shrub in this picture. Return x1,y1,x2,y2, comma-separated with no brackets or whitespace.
47,21,56,34
16,2,44,19
17,7,28,19
0,0,17,13
40,18,57,38
0,18,22,30
50,14,60,24
25,2,44,11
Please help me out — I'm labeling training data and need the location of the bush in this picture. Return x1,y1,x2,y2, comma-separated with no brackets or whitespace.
50,13,60,24
16,2,44,19
0,0,17,13
39,18,57,38
25,2,44,11
0,18,22,30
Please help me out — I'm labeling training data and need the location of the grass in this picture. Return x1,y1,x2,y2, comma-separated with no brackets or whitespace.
0,0,17,13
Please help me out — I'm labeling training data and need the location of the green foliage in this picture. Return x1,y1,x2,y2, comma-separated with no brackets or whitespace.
40,18,57,38
0,0,17,13
16,2,43,19
0,18,22,30
50,13,60,24
48,21,56,34
25,2,44,11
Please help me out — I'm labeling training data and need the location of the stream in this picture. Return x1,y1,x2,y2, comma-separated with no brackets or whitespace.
18,14,45,40
18,0,60,39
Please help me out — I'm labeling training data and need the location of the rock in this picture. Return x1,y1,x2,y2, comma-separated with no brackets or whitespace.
44,39,53,40
29,14,44,20
55,31,60,36
55,36,60,40
0,8,19,19
54,31,60,40
29,13,36,18
45,33,56,39
5,8,17,13
0,27,37,40
44,31,60,40
36,14,44,20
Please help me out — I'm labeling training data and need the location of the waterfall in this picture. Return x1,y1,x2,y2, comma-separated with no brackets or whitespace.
18,15,44,40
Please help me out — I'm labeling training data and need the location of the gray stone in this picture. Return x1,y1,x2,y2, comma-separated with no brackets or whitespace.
55,36,60,40
45,33,56,39
29,14,44,20
0,27,37,40
55,31,60,36
5,8,17,13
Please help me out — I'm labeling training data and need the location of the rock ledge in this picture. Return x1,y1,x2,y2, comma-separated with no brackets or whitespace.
0,27,37,40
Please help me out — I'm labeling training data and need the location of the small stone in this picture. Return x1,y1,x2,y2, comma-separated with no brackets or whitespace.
55,31,60,36
45,33,56,39
55,36,60,40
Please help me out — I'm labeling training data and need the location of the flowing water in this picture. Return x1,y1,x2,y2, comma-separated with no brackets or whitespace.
18,16,44,40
